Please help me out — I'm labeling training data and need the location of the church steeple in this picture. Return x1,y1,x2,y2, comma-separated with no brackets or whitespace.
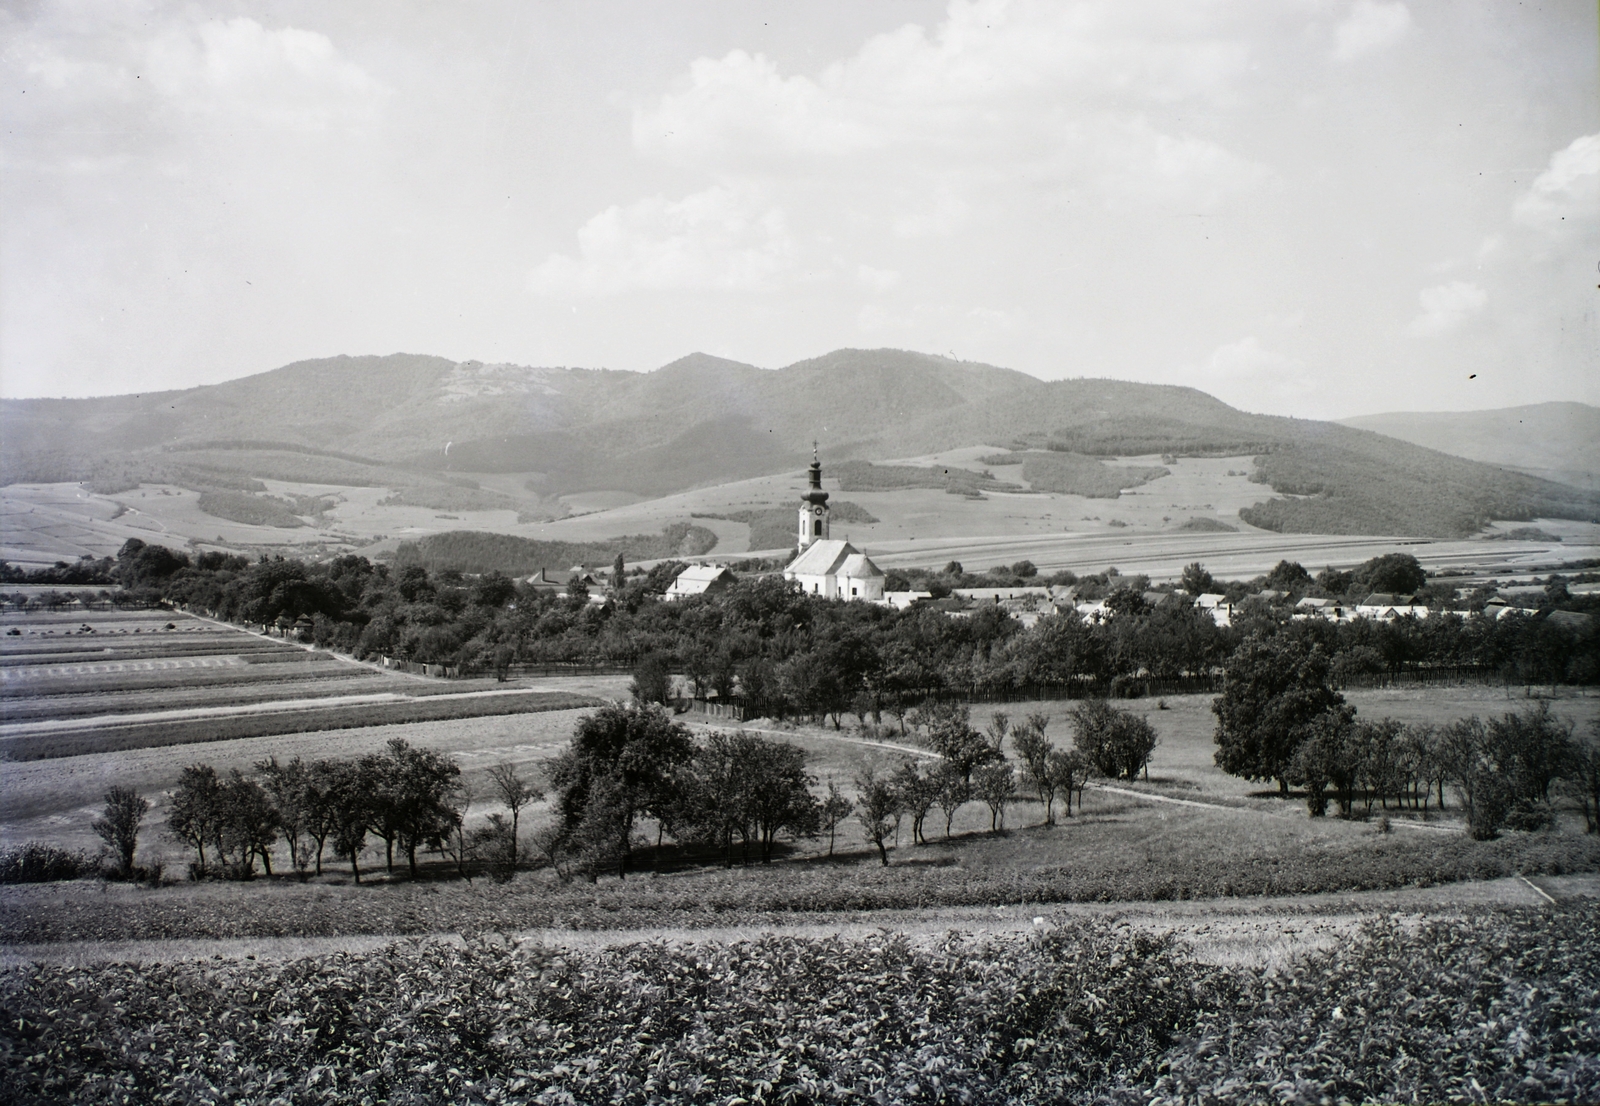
798,440,830,549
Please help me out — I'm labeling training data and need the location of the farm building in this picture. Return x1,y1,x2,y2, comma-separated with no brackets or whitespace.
665,564,737,601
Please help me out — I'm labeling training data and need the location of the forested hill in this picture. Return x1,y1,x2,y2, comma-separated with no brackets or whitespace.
2,348,1596,538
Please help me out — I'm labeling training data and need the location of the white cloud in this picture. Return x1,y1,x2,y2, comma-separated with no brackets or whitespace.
1200,335,1299,378
1184,336,1313,412
632,0,1267,209
855,265,901,293
528,185,795,296
1406,281,1486,337
143,18,389,130
9,13,388,135
1512,133,1600,240
1331,1,1412,63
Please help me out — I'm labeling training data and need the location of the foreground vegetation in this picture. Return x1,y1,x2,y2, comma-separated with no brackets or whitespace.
3,905,1595,1104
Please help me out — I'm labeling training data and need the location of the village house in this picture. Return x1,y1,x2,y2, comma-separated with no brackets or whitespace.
665,563,737,601
1355,593,1429,621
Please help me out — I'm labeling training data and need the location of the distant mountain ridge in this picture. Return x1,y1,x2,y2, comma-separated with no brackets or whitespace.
1338,403,1600,490
2,348,1597,539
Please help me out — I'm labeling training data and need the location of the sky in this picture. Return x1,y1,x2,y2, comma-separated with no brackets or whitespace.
1,0,1595,418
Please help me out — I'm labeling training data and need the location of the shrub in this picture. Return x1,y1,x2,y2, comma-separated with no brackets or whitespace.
0,842,95,883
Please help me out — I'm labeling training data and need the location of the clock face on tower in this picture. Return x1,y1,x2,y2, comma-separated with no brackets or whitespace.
813,507,823,516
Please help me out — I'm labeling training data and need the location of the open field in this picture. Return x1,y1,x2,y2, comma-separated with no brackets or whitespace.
0,607,610,762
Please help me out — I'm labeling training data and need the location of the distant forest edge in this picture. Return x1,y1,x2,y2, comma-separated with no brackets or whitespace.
1237,440,1600,539
692,502,879,551
2,348,1597,540
392,524,721,576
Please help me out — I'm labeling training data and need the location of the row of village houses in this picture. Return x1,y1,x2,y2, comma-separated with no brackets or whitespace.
514,557,1595,633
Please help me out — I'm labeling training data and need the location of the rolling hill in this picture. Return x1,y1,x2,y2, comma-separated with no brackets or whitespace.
3,349,1597,540
1338,402,1600,490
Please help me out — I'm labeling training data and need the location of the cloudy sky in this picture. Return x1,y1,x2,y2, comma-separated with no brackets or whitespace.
2,0,1595,417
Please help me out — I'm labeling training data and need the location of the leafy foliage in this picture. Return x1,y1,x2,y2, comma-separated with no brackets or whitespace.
1213,634,1346,791
3,907,1595,1105
0,843,94,884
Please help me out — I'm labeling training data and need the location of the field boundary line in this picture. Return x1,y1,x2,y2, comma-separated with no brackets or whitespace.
1519,874,1558,905
0,685,575,737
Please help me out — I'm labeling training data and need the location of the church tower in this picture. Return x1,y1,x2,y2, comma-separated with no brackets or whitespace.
797,442,830,549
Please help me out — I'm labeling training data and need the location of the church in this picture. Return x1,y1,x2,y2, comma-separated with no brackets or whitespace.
782,447,887,602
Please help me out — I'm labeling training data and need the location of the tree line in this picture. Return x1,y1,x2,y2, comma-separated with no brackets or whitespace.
73,694,1170,884
1211,629,1600,838
64,541,1600,724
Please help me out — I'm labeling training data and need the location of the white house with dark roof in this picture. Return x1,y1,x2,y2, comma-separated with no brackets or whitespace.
664,563,737,601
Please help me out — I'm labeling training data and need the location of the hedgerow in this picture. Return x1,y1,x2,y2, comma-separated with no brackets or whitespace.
2,906,1595,1104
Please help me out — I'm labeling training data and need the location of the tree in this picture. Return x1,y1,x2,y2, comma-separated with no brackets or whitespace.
300,759,344,875
93,786,149,876
630,653,672,705
467,813,518,881
1353,553,1426,596
934,762,969,837
612,552,625,590
1013,717,1061,824
381,740,464,878
1263,560,1312,592
917,701,1001,785
1068,700,1159,781
973,762,1016,831
895,760,940,845
168,764,224,878
256,756,318,876
1437,716,1517,840
820,780,854,855
325,760,373,882
743,736,821,862
1560,721,1600,834
1181,562,1214,595
219,770,280,878
854,763,900,866
1047,748,1090,817
1289,707,1360,816
1213,634,1346,795
486,762,542,868
548,702,694,878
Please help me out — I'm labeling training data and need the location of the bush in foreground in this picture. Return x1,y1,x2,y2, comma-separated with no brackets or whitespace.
1,906,1595,1104
0,844,95,884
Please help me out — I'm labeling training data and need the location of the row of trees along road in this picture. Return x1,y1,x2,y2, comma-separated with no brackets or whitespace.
1213,630,1600,838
